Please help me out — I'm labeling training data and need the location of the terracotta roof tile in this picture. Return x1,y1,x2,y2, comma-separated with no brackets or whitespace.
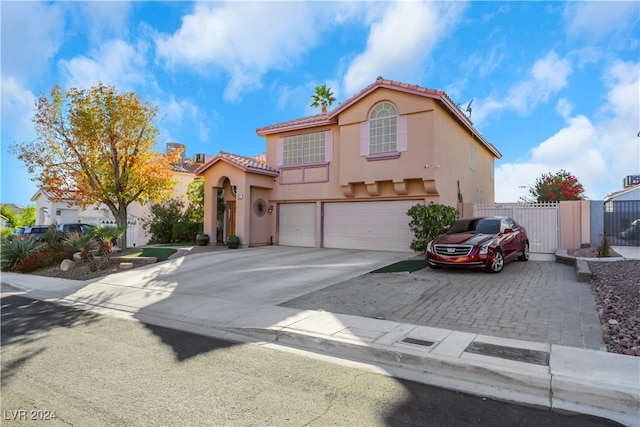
195,151,278,176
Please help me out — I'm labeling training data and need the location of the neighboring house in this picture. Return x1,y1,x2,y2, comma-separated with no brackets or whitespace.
0,213,9,228
196,77,502,252
603,182,640,243
31,144,205,247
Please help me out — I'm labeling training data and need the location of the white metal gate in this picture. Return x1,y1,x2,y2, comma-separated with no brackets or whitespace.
474,203,559,253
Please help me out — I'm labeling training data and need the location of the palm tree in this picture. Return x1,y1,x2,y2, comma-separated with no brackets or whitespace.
310,84,336,113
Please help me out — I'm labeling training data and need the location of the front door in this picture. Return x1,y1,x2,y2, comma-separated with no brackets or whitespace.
225,201,236,240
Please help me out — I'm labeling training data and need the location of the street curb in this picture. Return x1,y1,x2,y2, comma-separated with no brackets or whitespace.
226,326,640,427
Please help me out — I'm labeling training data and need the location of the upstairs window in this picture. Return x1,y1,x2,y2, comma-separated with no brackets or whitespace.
360,102,406,160
369,102,398,154
279,131,332,166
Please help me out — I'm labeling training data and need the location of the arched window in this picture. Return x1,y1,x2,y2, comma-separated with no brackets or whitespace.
369,102,398,154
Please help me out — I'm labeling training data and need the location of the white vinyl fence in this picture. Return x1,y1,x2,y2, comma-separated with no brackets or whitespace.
474,203,559,253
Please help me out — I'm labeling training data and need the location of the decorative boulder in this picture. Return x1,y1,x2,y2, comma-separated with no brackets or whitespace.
60,259,76,271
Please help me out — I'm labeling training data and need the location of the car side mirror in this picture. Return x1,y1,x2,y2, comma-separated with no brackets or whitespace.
503,228,513,234
440,227,449,234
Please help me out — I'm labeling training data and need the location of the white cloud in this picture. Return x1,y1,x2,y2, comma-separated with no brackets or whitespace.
555,98,573,118
59,39,150,91
155,2,331,101
0,1,65,79
475,51,573,123
72,1,132,43
343,1,466,94
564,2,639,39
0,76,36,142
495,60,639,202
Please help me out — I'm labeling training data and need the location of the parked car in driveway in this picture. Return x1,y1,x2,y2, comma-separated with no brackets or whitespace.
8,226,26,241
425,216,529,273
57,223,95,238
23,225,51,242
620,219,640,241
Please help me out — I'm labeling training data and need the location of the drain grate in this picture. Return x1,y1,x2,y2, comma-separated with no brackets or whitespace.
465,342,549,366
401,337,435,347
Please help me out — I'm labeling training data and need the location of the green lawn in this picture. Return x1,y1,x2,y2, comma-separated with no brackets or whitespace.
371,259,427,273
122,247,177,262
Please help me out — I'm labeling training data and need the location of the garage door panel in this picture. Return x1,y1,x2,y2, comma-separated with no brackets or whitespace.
324,201,419,252
279,203,316,247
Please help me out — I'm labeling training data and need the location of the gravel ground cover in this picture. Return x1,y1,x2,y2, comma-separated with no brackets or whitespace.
567,247,640,356
588,260,640,356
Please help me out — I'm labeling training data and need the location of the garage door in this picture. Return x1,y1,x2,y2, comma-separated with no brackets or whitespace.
323,201,420,252
279,203,316,247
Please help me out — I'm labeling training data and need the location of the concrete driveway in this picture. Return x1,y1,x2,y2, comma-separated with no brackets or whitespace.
96,246,411,305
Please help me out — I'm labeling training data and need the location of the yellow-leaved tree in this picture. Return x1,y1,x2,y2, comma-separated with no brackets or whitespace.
10,83,181,248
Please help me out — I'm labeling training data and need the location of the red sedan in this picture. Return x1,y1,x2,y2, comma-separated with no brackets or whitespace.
425,216,529,273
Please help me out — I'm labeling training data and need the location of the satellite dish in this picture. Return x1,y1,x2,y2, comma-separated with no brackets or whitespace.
465,99,474,118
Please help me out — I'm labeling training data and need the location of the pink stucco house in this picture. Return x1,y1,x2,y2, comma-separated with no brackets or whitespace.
196,77,502,252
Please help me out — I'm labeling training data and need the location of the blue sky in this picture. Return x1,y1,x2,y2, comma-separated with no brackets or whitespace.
2,1,639,207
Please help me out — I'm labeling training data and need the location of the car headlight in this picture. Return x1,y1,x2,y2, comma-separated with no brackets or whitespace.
426,241,433,253
479,240,496,255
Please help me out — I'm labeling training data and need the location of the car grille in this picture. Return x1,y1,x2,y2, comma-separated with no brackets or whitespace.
434,245,473,257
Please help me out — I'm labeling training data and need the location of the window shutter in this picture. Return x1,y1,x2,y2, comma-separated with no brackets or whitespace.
325,130,333,162
397,115,407,152
360,122,369,156
276,137,283,166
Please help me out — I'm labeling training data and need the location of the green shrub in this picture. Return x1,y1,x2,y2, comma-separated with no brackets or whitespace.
1,238,43,271
1,228,13,240
407,204,459,252
143,198,185,243
172,220,200,243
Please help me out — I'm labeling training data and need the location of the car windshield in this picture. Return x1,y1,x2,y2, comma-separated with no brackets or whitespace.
447,218,500,235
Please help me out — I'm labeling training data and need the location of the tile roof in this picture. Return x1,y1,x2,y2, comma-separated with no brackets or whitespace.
194,151,279,176
256,113,336,135
604,183,640,201
256,76,501,159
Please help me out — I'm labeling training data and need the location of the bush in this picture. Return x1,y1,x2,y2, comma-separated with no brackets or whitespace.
1,238,44,271
1,228,13,240
143,198,203,243
407,204,459,252
14,247,75,273
172,221,200,243
143,198,185,243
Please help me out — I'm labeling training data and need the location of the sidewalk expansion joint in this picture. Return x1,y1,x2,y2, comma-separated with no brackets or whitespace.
464,342,550,366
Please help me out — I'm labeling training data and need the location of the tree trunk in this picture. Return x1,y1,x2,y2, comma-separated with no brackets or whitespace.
115,205,128,249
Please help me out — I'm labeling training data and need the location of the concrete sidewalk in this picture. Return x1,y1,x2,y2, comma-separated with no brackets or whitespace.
2,264,638,426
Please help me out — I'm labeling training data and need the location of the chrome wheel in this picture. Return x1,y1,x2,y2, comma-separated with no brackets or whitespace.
489,250,504,273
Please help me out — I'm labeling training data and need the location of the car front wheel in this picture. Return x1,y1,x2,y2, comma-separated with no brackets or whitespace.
518,241,530,261
488,250,504,273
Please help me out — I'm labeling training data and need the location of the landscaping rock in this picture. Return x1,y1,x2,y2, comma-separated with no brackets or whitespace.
60,259,75,271
119,262,134,270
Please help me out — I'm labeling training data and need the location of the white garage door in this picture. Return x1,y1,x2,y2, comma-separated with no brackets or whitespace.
323,201,420,252
279,203,316,247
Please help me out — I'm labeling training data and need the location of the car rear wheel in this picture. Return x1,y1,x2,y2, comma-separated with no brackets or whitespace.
518,241,530,261
488,250,504,273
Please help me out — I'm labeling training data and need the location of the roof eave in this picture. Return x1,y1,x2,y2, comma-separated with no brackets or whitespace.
257,117,336,136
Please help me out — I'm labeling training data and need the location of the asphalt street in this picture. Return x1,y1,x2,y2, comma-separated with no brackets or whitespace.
1,294,622,427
